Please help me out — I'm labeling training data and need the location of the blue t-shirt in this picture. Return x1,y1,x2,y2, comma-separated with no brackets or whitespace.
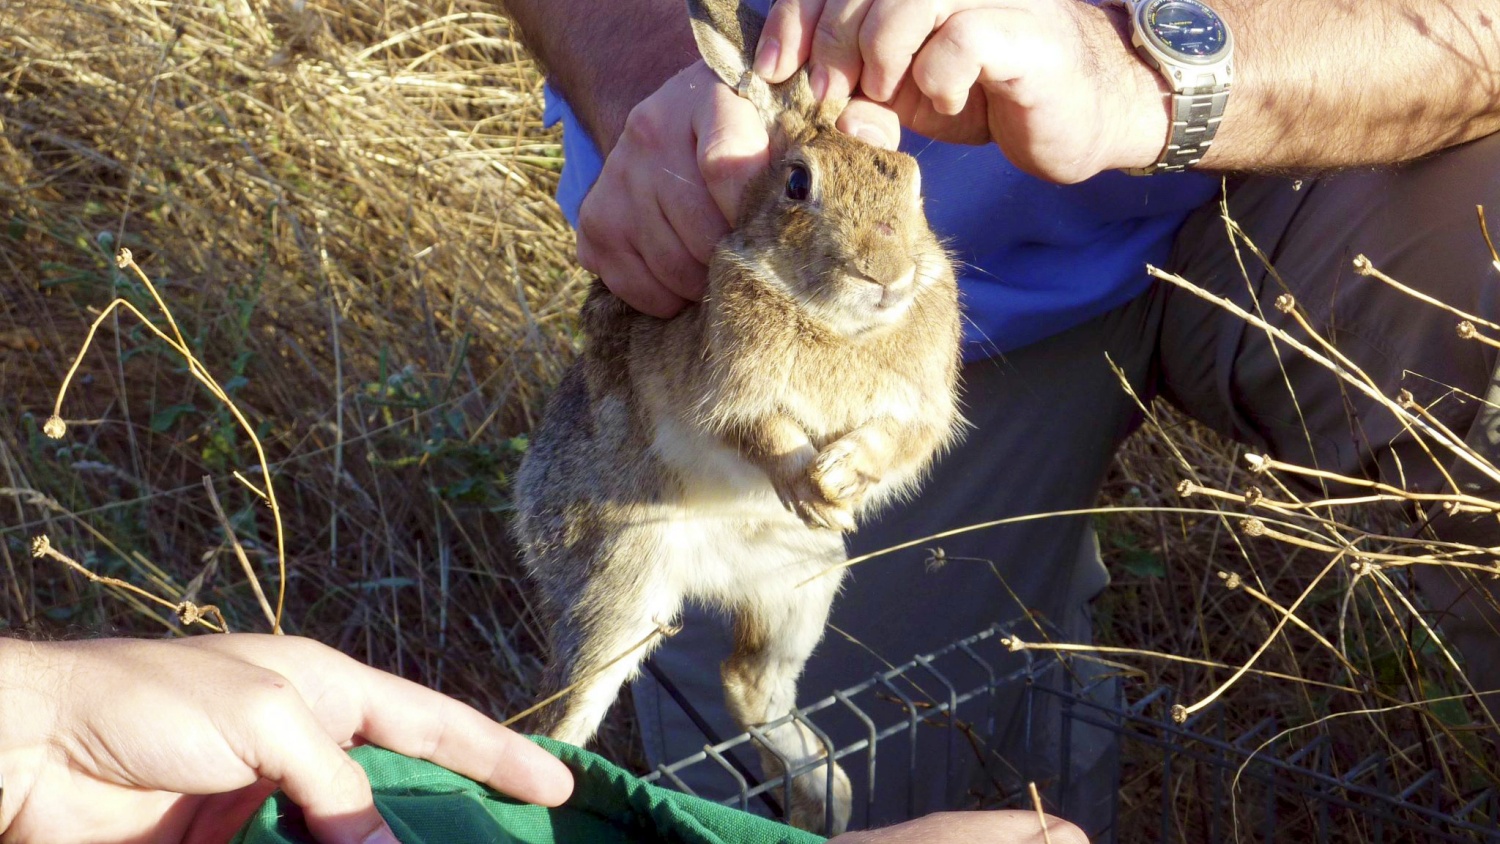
544,42,1218,357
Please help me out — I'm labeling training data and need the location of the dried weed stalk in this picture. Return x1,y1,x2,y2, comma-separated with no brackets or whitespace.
1,0,589,743
45,247,286,633
30,533,225,632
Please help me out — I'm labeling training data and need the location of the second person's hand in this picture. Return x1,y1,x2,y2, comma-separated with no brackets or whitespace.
754,0,1171,183
577,61,769,317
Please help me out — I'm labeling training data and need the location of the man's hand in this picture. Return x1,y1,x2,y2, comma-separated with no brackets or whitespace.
754,0,1500,174
576,61,770,317
754,0,1170,183
829,810,1089,843
0,635,574,844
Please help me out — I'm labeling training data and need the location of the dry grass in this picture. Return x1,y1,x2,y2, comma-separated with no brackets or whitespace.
0,0,608,741
1090,284,1500,839
1,1,1496,840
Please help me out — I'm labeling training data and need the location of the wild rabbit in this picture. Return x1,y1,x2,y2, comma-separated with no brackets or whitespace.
514,0,963,832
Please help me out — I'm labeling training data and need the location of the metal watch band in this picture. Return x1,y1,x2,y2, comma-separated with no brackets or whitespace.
1157,77,1230,172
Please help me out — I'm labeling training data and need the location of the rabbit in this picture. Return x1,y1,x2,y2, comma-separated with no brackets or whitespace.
513,0,963,833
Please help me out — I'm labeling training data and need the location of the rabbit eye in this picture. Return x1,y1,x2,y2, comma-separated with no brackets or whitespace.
785,163,811,201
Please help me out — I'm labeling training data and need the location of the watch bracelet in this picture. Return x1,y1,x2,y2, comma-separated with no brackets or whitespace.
1158,77,1230,172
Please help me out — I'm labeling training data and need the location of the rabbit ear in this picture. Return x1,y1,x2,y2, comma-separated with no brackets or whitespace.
686,0,815,129
685,0,762,88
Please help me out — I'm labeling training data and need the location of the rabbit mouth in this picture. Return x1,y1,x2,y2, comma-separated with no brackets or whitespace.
844,266,916,311
819,265,917,335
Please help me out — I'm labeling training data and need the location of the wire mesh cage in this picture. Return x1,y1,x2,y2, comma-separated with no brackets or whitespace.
641,622,1500,842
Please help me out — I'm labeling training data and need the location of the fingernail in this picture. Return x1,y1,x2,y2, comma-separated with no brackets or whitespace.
753,37,780,79
362,826,400,844
809,64,829,101
847,122,891,149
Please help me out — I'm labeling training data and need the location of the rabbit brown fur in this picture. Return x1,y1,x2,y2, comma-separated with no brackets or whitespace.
514,0,963,833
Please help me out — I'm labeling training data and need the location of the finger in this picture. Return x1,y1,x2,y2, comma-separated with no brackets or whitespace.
578,228,689,317
655,82,751,267
233,678,395,844
633,200,714,301
857,0,940,102
757,0,826,83
911,9,1028,116
808,0,874,102
829,810,1088,843
657,171,730,268
886,74,992,145
342,666,575,807
694,87,771,224
185,636,577,811
183,782,283,843
836,97,902,149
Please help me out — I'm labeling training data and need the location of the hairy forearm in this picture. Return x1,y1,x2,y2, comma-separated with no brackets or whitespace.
1204,0,1500,169
501,0,1500,174
502,0,699,151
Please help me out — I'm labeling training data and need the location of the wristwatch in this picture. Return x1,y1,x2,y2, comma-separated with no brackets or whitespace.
1118,0,1234,174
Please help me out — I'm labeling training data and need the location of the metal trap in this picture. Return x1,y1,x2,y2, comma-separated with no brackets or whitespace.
641,623,1500,842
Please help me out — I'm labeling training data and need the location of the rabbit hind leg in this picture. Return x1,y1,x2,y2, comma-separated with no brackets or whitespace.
527,542,683,747
721,569,851,835
532,605,680,746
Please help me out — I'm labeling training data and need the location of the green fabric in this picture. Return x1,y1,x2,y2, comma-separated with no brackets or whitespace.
232,738,824,844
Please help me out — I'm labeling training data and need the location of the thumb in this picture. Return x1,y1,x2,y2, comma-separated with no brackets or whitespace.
248,700,397,844
836,97,902,150
694,82,771,225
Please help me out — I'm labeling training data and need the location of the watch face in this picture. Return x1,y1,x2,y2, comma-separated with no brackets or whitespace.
1142,0,1229,63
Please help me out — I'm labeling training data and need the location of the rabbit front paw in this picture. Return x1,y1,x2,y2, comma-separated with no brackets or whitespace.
795,488,858,533
810,436,877,513
773,472,857,533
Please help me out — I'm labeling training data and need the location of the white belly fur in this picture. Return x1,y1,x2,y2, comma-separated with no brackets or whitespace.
648,417,846,608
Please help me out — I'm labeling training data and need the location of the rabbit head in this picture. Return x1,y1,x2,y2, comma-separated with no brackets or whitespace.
688,0,945,338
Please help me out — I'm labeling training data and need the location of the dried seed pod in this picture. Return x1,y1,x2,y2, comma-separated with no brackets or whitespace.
42,415,66,439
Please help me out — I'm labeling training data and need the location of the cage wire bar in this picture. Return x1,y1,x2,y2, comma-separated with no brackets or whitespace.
642,622,1500,842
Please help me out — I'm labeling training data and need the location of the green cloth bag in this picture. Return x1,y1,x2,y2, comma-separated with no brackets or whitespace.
232,738,825,844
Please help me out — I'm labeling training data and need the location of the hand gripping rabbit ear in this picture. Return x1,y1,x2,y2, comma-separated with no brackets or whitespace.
685,0,835,132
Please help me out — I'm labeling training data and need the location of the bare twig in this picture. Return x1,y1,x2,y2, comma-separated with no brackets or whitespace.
202,476,276,631
30,534,224,633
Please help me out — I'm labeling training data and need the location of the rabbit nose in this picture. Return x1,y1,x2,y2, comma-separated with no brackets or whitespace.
853,224,903,277
848,256,914,291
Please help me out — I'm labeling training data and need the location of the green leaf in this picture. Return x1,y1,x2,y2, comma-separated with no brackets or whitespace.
1120,549,1166,579
150,404,198,433
353,577,416,591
